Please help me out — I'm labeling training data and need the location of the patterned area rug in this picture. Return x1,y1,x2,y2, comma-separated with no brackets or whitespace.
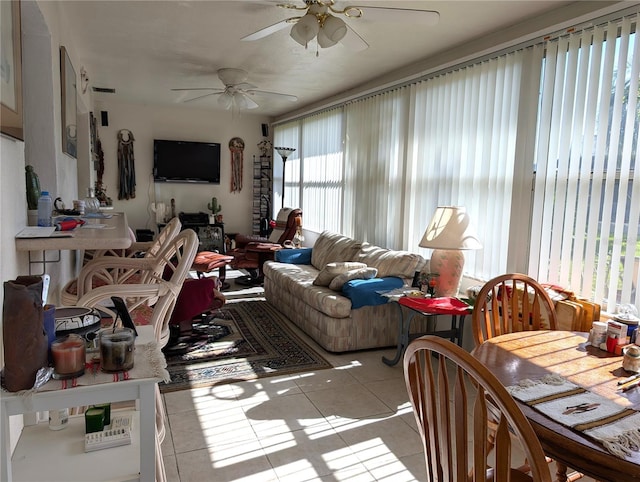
159,300,332,393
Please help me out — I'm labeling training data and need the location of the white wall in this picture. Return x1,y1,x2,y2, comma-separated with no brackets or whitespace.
94,100,269,235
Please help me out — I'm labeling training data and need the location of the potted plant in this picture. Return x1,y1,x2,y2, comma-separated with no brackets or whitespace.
207,197,222,224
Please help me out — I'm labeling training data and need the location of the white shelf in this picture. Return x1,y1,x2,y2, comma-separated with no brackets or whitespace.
11,411,140,482
1,326,161,482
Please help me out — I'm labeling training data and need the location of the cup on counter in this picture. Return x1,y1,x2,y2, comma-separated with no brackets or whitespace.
72,199,85,214
99,328,135,372
51,334,86,379
589,321,608,347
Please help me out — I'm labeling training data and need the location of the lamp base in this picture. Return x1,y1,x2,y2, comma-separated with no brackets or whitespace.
430,249,465,298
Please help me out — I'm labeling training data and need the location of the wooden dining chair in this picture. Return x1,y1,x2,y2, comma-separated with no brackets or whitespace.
471,273,583,481
472,273,558,346
404,335,552,482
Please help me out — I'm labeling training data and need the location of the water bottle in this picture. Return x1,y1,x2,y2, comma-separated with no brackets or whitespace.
37,191,53,227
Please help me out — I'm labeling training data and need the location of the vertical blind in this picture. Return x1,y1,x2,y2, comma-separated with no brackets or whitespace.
407,48,528,279
343,88,408,246
273,121,300,215
301,109,344,234
530,16,639,310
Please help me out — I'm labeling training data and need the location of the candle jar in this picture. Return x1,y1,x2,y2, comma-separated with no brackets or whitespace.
99,328,135,372
51,334,86,379
623,345,640,373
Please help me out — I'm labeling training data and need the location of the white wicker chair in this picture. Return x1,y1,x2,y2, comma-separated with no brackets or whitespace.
77,229,198,482
61,217,181,306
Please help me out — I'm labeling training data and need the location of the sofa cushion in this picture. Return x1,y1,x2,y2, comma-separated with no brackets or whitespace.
275,247,313,264
342,277,404,309
264,262,353,318
328,267,378,291
311,231,363,270
313,261,367,287
355,243,426,278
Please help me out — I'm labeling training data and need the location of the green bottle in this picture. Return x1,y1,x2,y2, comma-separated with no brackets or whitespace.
25,165,41,210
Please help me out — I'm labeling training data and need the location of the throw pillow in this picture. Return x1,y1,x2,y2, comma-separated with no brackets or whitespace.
313,261,368,286
328,267,378,291
356,242,426,278
342,277,404,309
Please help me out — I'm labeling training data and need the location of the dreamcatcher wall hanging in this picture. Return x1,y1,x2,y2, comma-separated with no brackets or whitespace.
229,137,244,193
117,129,136,200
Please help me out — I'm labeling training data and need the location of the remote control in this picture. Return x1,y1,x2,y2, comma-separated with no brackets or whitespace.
84,428,131,452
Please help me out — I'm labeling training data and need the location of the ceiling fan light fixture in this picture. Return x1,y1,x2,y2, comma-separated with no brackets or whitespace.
318,15,347,47
290,12,319,45
218,92,233,110
236,93,259,110
316,28,337,48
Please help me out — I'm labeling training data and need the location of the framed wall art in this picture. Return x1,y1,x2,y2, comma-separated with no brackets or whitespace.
0,0,24,141
60,46,77,158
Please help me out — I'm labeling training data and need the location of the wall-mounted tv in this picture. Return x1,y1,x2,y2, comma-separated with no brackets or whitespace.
153,139,221,184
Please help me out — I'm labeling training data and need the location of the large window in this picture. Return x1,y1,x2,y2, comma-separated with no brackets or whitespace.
274,11,639,310
274,109,343,234
531,17,639,311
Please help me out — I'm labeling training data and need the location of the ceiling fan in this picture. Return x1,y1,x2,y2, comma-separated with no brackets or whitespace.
242,0,440,51
171,68,298,110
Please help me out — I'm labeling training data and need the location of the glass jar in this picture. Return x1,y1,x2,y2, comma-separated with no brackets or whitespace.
99,328,135,372
51,334,86,379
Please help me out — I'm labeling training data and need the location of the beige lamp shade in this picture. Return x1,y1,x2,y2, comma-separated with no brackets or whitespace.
419,206,482,250
420,206,481,297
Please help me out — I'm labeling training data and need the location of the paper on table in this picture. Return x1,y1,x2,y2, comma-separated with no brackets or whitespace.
15,227,56,238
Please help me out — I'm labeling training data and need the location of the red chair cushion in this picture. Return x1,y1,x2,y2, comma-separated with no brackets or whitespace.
169,277,225,325
192,252,234,273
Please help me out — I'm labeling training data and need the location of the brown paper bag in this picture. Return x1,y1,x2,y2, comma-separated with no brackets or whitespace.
2,276,49,391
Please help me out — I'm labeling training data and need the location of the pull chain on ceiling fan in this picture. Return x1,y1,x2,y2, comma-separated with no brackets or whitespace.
171,68,297,110
242,0,440,52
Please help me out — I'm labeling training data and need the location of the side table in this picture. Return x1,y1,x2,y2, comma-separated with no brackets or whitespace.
382,296,472,366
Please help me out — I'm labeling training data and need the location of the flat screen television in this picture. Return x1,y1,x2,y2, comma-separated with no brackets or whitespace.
153,139,221,184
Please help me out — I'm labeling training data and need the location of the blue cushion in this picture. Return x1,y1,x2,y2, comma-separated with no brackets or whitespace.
275,248,312,264
342,277,404,309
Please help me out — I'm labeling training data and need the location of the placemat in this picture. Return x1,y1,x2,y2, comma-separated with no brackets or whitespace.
507,374,640,458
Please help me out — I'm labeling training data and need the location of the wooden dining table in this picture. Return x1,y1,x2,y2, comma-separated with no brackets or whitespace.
471,330,640,482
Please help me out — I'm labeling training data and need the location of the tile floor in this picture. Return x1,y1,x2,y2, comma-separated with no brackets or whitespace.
158,271,596,481
160,342,426,482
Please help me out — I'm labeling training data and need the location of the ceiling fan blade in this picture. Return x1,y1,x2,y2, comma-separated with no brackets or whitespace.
183,91,223,103
340,23,368,52
235,82,258,91
351,6,440,25
171,88,224,92
241,18,293,41
246,89,298,102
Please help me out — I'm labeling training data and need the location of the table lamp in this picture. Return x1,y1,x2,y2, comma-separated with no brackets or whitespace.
275,147,296,208
419,206,481,297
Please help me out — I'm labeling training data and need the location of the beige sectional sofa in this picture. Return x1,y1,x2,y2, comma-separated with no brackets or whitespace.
263,231,429,352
